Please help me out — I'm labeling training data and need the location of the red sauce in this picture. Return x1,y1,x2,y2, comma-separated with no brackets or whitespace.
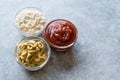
45,19,77,50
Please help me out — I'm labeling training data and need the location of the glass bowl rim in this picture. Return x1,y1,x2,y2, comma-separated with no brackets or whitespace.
15,7,46,37
14,37,51,71
44,19,78,49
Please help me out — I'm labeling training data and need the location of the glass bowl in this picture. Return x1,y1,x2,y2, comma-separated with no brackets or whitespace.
44,19,78,51
15,7,46,37
15,37,51,71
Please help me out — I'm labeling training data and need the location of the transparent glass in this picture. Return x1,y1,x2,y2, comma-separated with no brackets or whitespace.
15,37,51,71
15,7,46,37
44,19,78,51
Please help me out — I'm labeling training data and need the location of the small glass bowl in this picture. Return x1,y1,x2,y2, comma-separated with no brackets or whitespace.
44,19,78,51
15,7,46,37
15,37,51,71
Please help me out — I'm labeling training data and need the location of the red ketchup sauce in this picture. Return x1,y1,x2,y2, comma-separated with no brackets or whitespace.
45,19,77,51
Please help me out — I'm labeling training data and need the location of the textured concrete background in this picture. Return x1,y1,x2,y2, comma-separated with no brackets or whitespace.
0,0,120,80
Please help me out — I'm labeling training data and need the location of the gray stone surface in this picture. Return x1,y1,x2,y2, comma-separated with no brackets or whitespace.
0,0,120,80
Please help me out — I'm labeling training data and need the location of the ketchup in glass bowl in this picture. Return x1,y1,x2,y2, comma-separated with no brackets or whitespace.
45,19,77,51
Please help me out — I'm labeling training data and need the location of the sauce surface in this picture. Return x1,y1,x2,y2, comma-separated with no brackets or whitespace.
45,20,77,46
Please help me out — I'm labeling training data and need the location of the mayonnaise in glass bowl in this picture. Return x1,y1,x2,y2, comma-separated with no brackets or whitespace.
15,37,51,71
15,7,46,37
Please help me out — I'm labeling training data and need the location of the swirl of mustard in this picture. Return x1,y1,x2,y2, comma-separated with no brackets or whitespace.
18,40,47,67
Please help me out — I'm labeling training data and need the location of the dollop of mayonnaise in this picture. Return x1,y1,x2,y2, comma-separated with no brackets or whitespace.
16,8,46,34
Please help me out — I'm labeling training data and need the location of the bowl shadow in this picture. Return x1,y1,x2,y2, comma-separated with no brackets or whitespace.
23,47,77,80
51,48,77,70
